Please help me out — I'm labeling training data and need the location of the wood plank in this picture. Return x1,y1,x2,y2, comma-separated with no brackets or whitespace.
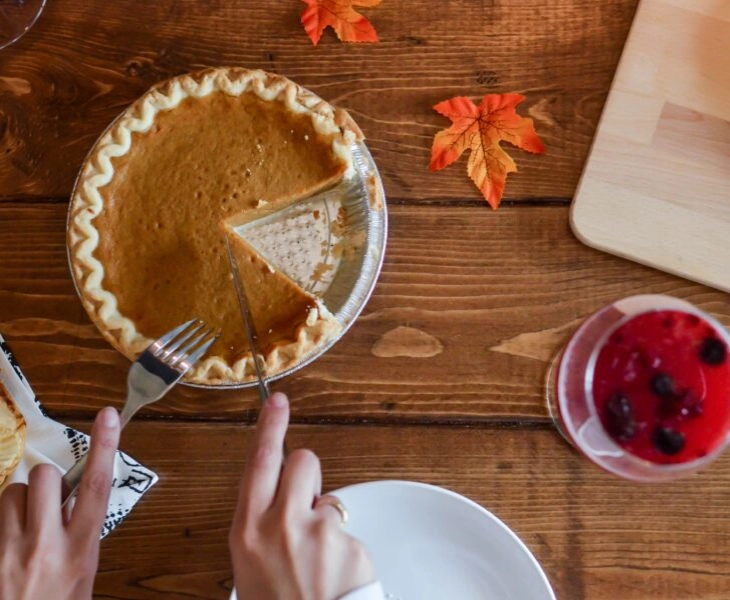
0,0,639,202
2,201,729,423
80,421,730,600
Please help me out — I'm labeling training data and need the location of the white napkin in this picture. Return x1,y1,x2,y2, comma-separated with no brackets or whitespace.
0,333,158,538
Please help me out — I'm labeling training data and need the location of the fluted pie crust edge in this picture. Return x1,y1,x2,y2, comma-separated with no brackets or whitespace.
67,68,362,384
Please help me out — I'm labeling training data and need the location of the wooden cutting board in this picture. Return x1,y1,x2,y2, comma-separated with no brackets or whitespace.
571,0,730,293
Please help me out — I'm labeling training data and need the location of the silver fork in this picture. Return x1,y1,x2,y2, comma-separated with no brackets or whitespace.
60,318,219,506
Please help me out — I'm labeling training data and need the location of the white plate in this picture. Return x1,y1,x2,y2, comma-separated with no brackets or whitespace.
231,480,555,600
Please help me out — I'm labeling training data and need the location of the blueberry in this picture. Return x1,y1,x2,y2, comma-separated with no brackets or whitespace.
700,337,727,366
652,427,686,455
604,394,636,440
650,373,675,398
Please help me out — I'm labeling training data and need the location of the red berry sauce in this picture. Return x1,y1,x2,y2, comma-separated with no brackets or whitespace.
592,310,730,464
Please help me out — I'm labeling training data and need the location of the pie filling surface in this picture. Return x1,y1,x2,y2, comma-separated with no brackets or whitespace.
68,68,363,384
0,383,26,486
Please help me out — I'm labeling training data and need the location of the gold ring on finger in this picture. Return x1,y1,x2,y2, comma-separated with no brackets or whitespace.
315,494,348,526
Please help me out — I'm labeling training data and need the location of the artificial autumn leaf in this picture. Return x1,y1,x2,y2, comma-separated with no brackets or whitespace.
301,0,382,45
429,94,546,210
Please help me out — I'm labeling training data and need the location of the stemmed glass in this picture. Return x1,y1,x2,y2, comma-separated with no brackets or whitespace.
0,0,45,50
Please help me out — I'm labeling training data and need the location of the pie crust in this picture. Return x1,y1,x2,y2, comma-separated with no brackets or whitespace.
0,383,25,486
68,68,363,384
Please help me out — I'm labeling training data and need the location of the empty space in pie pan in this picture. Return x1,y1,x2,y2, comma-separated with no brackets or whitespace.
66,128,388,389
216,141,388,388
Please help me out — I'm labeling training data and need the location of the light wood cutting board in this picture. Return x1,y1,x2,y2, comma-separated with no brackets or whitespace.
571,0,730,293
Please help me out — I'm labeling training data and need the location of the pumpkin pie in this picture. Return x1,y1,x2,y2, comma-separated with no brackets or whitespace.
67,68,363,384
0,383,25,486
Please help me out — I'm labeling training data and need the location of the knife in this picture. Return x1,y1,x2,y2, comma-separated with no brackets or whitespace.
225,236,270,403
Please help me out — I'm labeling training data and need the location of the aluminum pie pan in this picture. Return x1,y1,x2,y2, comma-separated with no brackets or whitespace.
66,128,388,389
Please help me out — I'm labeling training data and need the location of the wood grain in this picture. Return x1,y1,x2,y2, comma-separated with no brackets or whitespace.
0,0,639,202
2,201,729,423
86,421,730,600
3,3,729,599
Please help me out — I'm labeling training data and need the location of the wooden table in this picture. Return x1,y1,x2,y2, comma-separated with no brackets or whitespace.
2,1,730,598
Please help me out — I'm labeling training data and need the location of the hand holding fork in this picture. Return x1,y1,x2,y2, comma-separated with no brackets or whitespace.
60,319,218,506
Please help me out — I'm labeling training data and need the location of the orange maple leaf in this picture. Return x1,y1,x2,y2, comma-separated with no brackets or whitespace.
301,0,382,45
429,94,546,210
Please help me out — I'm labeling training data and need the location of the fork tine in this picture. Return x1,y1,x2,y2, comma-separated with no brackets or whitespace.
154,318,198,348
178,332,219,369
157,320,205,360
169,329,219,368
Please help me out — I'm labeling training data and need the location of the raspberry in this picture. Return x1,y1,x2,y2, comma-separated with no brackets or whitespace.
676,389,704,418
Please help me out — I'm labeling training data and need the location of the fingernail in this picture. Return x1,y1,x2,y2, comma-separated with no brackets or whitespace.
101,407,119,427
268,392,287,408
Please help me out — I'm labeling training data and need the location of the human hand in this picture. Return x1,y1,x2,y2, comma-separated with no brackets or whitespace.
0,407,121,600
229,392,376,600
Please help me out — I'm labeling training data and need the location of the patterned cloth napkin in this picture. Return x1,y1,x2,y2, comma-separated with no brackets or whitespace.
0,333,158,538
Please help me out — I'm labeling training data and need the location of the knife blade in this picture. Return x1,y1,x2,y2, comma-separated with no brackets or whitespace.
225,236,270,403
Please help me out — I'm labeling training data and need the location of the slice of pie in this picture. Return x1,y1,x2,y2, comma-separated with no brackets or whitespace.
0,383,26,486
67,68,363,384
224,225,340,376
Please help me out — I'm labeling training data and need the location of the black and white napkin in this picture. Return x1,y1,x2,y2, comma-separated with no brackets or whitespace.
0,333,158,538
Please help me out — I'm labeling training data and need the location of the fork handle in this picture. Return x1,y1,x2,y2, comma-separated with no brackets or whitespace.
61,454,89,506
60,405,135,507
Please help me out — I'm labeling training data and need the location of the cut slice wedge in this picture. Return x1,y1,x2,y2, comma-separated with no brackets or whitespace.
223,224,341,375
228,186,348,296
